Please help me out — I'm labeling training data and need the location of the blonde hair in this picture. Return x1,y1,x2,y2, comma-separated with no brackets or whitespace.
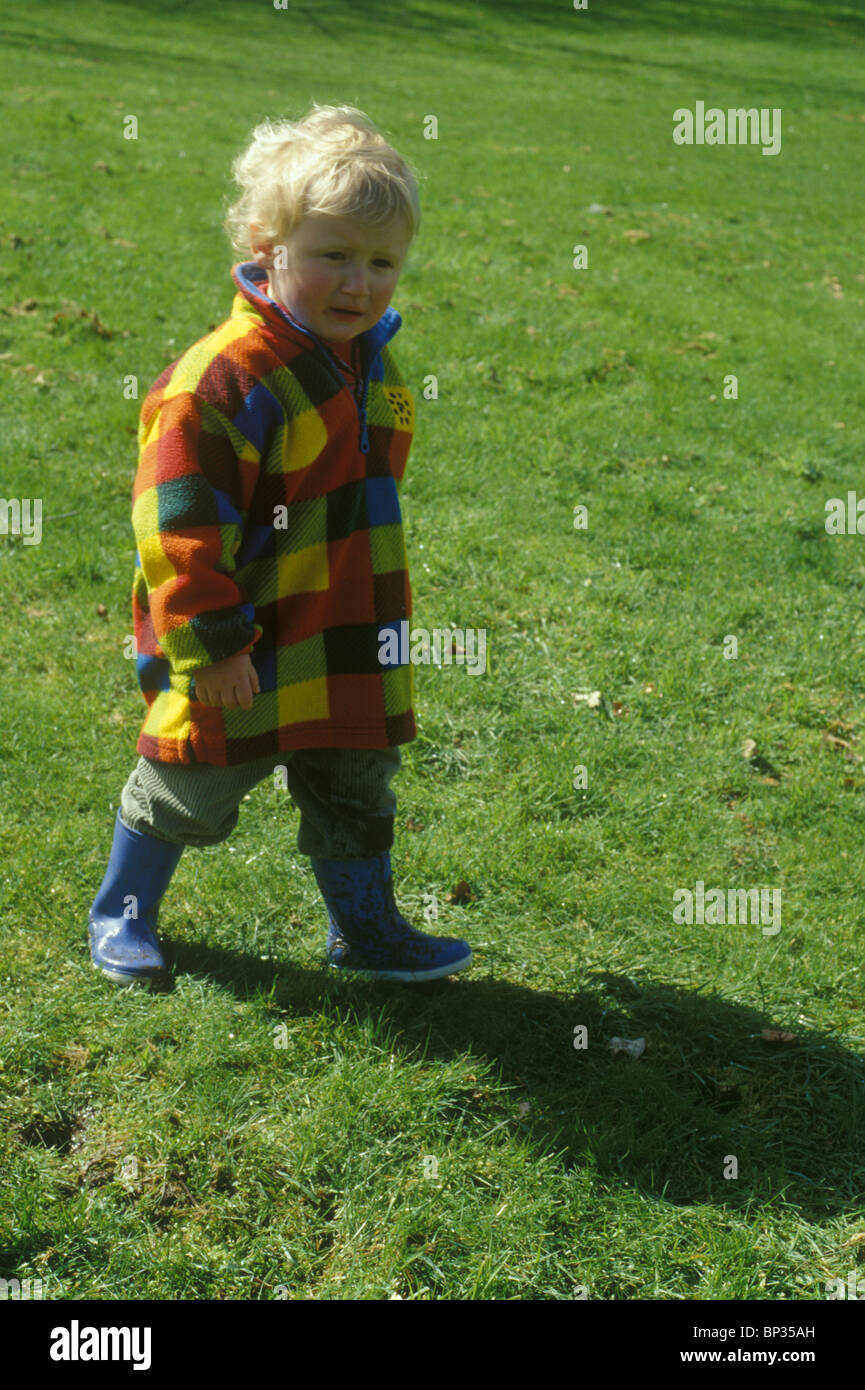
224,104,421,255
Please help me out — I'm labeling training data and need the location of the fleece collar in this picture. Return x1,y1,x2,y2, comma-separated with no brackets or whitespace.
230,261,402,377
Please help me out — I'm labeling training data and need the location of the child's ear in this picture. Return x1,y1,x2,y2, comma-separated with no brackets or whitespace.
249,224,273,266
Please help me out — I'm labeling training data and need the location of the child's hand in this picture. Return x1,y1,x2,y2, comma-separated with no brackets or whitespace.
192,653,261,710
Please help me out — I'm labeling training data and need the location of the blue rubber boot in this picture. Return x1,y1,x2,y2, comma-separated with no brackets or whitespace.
310,852,472,983
88,810,184,985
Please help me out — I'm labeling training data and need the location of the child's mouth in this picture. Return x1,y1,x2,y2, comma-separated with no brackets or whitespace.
330,308,363,320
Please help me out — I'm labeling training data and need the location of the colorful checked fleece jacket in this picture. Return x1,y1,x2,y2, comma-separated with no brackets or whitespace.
131,262,416,765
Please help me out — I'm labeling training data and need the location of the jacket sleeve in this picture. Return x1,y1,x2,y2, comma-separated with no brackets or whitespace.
132,387,263,677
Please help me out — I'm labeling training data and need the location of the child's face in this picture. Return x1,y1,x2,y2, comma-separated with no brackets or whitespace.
253,213,411,344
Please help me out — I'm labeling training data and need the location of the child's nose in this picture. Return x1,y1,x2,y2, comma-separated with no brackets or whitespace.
342,263,369,294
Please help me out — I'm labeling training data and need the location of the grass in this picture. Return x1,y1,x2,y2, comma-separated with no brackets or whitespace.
1,0,865,1300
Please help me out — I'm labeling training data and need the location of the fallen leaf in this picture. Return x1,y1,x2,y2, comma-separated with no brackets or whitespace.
761,1028,797,1046
55,1044,90,1068
670,339,719,356
444,880,473,905
623,228,651,242
8,298,39,315
742,740,782,778
824,731,855,752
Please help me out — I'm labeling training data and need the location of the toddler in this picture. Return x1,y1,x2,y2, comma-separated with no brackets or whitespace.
88,104,472,987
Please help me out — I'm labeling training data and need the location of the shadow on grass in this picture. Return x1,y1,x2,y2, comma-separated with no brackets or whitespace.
3,0,862,79
166,936,865,1223
12,0,862,46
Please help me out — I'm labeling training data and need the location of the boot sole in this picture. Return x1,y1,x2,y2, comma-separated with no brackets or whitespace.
91,959,165,987
329,950,472,983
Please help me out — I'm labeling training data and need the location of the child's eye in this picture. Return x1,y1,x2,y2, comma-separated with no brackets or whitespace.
322,252,394,268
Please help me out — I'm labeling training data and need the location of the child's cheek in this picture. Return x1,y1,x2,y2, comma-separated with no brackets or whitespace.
304,268,336,302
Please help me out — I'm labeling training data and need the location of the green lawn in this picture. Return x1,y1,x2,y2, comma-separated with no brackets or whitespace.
2,0,865,1300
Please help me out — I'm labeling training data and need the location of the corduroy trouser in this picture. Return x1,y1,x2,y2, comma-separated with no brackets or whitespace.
119,746,402,859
